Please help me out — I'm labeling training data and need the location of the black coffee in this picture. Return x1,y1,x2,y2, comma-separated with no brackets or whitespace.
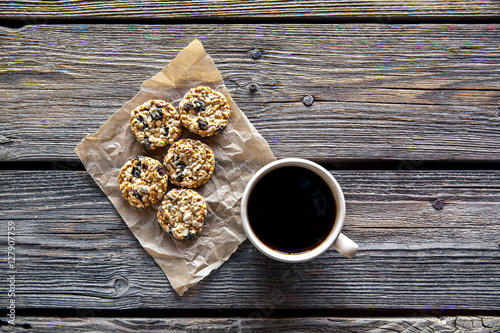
247,166,336,254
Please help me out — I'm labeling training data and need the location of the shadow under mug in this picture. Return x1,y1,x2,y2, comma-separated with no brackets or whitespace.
241,158,358,262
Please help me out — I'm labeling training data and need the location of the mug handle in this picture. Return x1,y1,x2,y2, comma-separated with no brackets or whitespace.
332,233,358,258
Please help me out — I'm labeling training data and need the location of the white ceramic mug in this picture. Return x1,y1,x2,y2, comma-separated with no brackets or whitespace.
241,158,358,262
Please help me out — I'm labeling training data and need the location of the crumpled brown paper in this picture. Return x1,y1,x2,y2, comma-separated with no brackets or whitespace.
74,39,276,295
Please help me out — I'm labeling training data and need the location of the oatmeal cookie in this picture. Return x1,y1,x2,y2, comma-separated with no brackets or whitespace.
164,139,215,188
178,86,231,137
130,99,182,149
118,155,168,208
157,188,207,240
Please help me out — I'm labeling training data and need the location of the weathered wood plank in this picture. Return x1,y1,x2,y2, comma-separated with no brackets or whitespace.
1,170,499,310
1,24,499,162
3,316,500,333
1,0,499,21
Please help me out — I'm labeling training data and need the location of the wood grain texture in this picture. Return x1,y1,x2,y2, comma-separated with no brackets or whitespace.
3,316,500,333
1,0,499,20
1,170,499,310
1,24,499,162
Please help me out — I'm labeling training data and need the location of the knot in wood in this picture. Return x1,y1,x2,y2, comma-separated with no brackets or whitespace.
114,277,129,294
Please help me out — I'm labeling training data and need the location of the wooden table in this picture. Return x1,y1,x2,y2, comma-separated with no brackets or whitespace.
1,2,500,331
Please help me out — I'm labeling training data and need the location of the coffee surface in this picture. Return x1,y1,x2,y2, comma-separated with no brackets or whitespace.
247,166,336,254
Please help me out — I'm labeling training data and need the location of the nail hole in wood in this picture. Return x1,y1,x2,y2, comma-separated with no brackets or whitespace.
248,82,259,93
432,199,445,210
302,95,314,106
249,48,262,59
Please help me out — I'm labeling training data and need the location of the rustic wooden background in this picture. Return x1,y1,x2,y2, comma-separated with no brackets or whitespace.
1,1,499,332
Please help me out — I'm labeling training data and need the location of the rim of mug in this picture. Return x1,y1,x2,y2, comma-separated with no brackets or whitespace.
241,158,346,263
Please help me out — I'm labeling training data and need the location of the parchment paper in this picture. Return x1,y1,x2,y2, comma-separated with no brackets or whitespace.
74,39,276,295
